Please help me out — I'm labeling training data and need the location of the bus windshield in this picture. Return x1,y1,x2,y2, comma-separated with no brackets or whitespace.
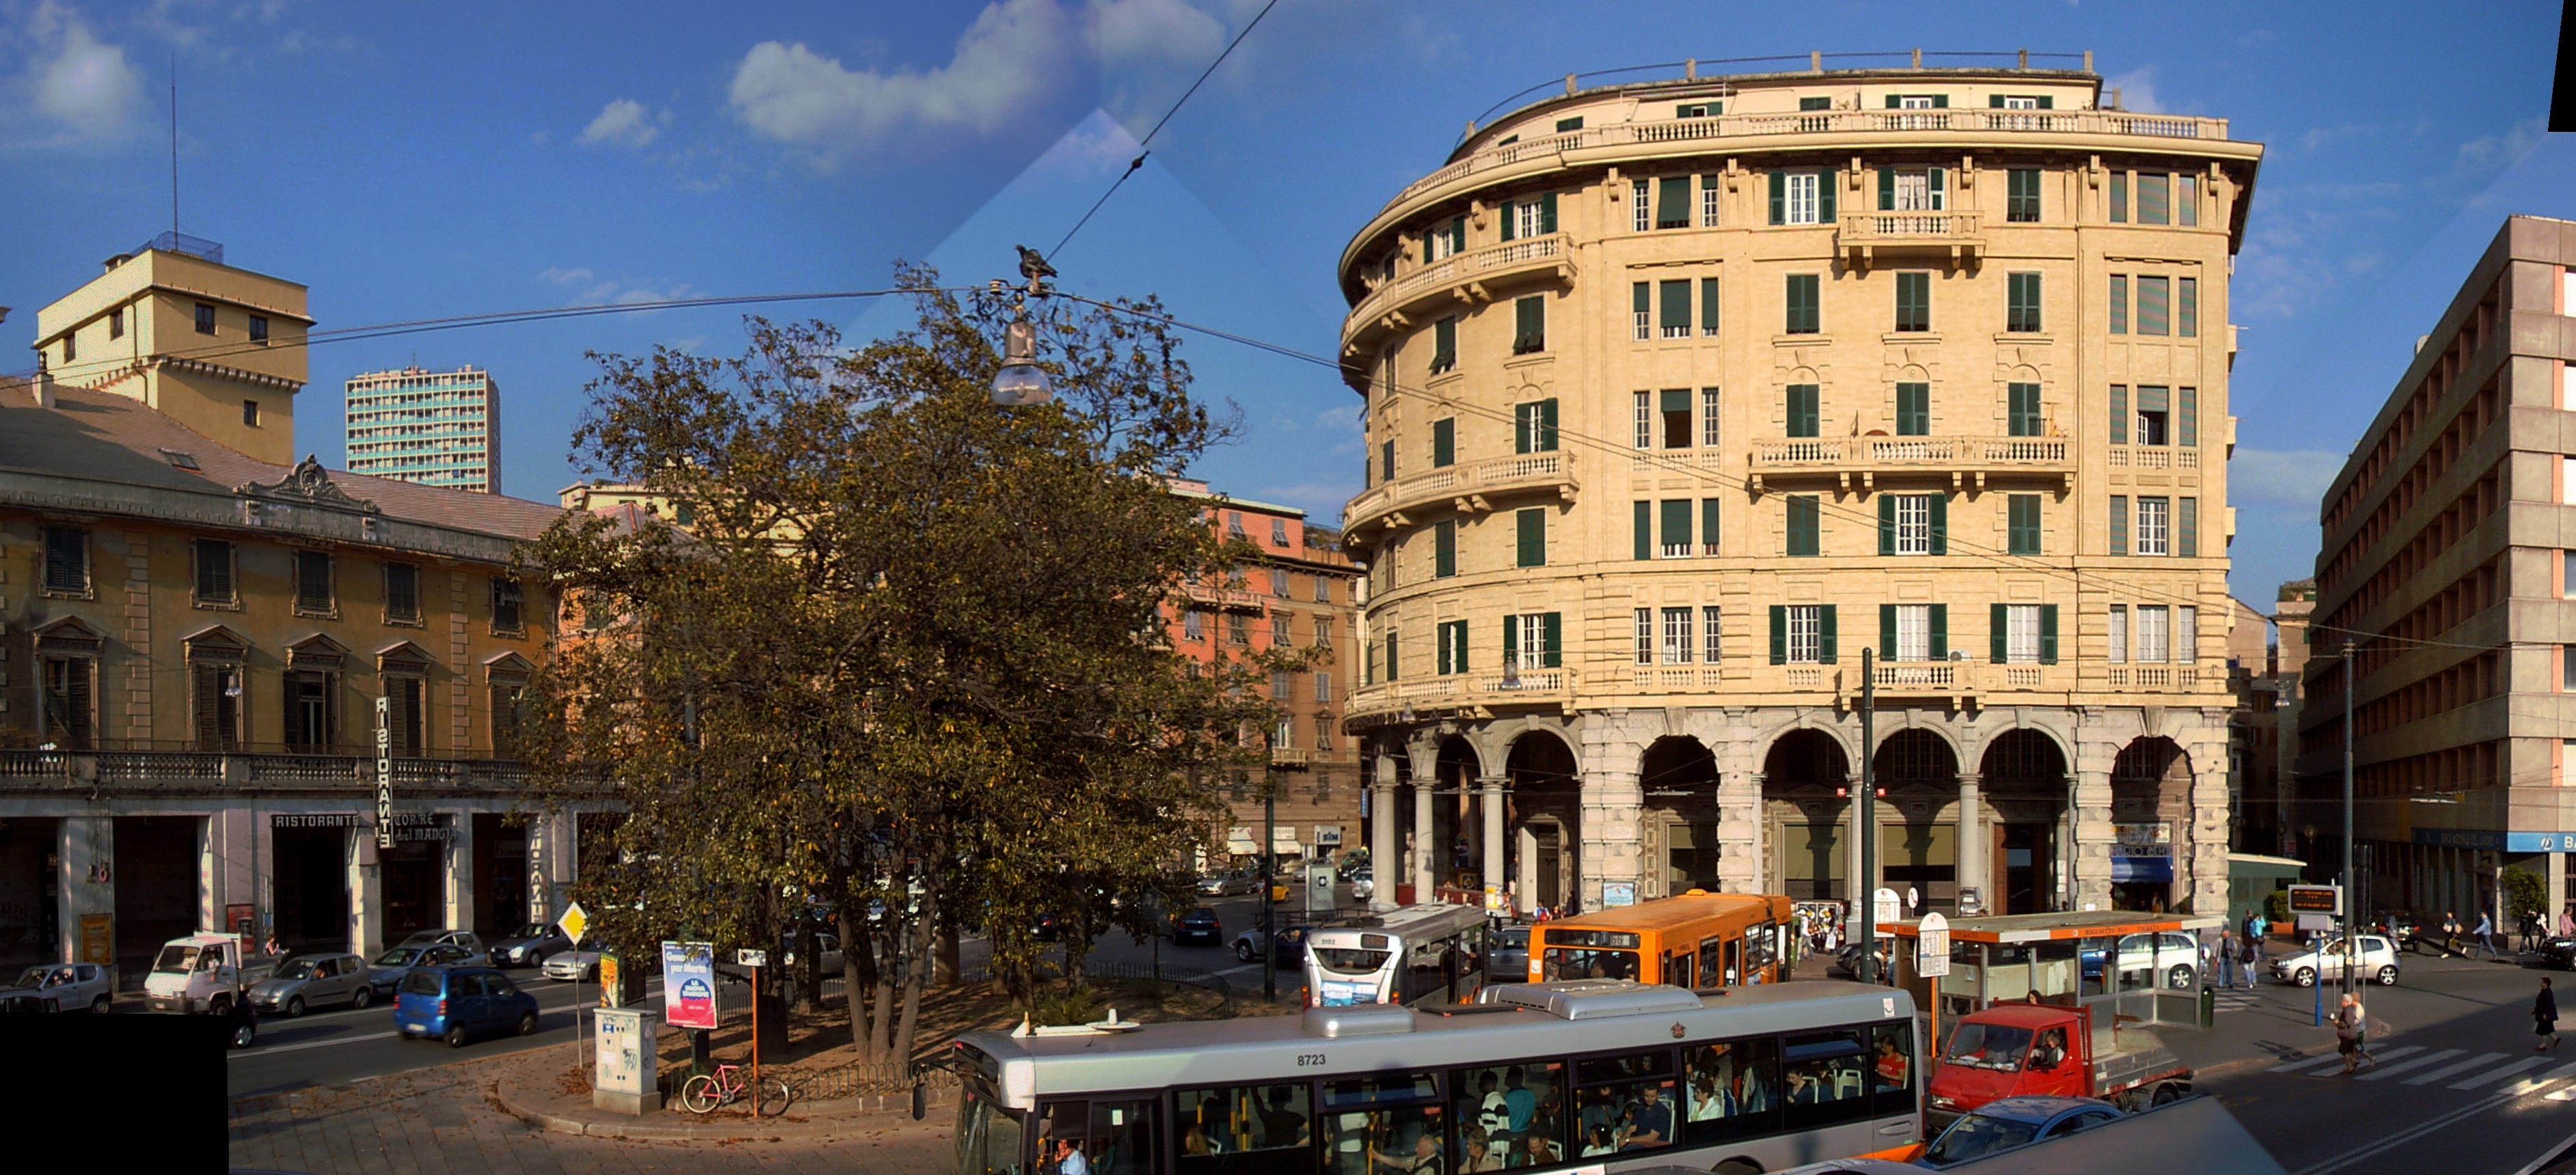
956,1083,1026,1175
1542,948,1639,981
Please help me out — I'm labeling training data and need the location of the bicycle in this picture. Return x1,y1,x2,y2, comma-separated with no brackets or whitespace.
679,1062,793,1116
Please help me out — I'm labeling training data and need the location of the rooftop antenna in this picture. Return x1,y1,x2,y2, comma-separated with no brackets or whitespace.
169,54,179,235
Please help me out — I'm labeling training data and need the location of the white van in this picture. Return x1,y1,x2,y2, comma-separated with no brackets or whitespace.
142,932,277,1014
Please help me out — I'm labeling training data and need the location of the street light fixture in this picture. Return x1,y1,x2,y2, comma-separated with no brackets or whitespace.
991,246,1057,407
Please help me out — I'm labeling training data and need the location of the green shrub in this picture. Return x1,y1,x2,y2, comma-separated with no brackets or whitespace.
2265,889,2289,924
1032,988,1103,1027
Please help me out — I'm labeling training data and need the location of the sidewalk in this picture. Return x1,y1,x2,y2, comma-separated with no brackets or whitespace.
229,1045,954,1175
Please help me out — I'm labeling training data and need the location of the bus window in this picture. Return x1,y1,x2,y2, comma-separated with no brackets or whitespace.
1541,948,1638,981
1038,1100,1158,1175
957,1083,1028,1175
1682,1038,1780,1145
1571,1050,1679,1156
1664,951,1695,989
1744,922,1778,980
1780,1030,1871,1129
1448,1061,1559,1172
1320,1076,1442,1175
1697,937,1724,986
1870,1023,1915,1117
1175,1083,1315,1175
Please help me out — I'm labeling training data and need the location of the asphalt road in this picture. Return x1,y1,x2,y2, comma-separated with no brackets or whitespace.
220,966,660,1098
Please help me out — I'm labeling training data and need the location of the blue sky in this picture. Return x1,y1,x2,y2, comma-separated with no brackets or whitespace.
0,0,2562,602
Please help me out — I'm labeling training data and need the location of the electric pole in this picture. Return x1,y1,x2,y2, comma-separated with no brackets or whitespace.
1263,745,1278,1002
1859,647,1878,983
2342,640,2357,1004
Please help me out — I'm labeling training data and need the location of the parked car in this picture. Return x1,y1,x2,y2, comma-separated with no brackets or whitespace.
486,924,573,969
393,965,540,1047
394,928,485,954
1488,924,1531,982
143,933,279,1014
542,950,607,982
1171,908,1223,945
0,962,113,1013
248,952,372,1016
2078,932,2202,991
2538,937,2576,971
784,932,843,973
1351,874,1375,902
2271,934,2400,986
2372,910,2422,954
1922,1095,2126,1167
1231,924,1312,965
1197,871,1255,898
366,943,478,995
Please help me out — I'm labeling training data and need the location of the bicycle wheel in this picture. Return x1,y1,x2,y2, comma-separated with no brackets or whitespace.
679,1074,722,1114
757,1077,793,1116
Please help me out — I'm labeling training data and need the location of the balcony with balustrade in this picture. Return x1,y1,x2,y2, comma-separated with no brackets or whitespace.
1590,656,2081,707
0,747,545,794
1345,665,1579,727
1343,451,1579,545
1341,233,1574,359
1181,578,1269,613
1747,434,2072,493
1837,210,1984,270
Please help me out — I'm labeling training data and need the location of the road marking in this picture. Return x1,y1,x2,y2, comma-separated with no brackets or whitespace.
2290,1086,2533,1175
230,1028,400,1058
2355,1047,2465,1081
2451,1057,2553,1090
2267,1053,2353,1074
2499,1060,2576,1097
2279,1044,2425,1075
2400,1051,2507,1086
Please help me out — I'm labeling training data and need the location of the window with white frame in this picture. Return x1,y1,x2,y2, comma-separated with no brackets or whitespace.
1634,608,1655,665
2136,605,2171,663
1509,613,1555,669
1700,179,1721,227
2001,95,2038,110
1183,610,1205,641
2005,604,2042,664
2177,606,2197,664
1431,220,1460,262
1632,179,1652,232
1892,169,1941,211
1701,605,1723,663
1895,604,1932,661
1275,717,1294,747
2135,497,2170,556
1314,672,1332,703
1516,201,1548,239
1899,94,1935,109
1786,605,1823,663
1633,391,1653,449
1783,172,1820,225
1700,388,1722,449
2108,605,2128,663
1893,495,1933,555
1662,607,1696,664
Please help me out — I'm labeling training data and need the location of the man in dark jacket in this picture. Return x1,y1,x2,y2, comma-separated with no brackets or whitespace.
2537,978,2560,1052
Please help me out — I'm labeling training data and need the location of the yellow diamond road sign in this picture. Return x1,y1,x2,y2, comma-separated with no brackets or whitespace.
558,902,589,947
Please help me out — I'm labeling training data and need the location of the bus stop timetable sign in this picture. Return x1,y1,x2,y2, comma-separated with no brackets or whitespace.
1917,913,1950,978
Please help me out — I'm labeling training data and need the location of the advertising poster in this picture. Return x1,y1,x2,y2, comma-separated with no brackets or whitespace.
661,941,717,1029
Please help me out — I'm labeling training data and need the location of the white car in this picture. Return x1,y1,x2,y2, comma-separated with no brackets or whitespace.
2273,934,2400,987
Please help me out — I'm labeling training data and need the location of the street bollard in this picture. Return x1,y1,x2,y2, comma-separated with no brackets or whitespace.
2199,983,2215,1029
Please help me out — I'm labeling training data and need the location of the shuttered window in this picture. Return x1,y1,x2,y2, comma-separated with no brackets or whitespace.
2136,173,2171,225
1436,620,1470,676
2108,275,2128,334
1786,495,1820,557
490,578,525,635
1657,176,1690,229
42,525,87,594
1700,277,1722,335
294,551,335,616
1701,499,1723,556
1768,170,1833,225
1514,399,1559,453
1632,281,1652,341
1516,508,1547,568
42,656,95,749
2008,383,2042,437
1634,501,1653,561
285,671,339,752
2136,277,2171,336
2178,277,2198,337
1512,295,1546,354
1431,316,1457,373
1894,383,1930,436
1785,273,1820,334
1434,521,1457,578
1893,272,1930,332
1786,385,1821,438
1660,499,1695,558
193,539,236,606
1431,418,1455,468
2110,172,2128,222
1768,604,1836,664
2005,167,2041,222
2178,497,2198,559
2108,385,2129,445
2008,495,2042,555
193,661,244,752
1660,279,1693,337
387,675,426,757
2178,387,2199,447
2006,272,2042,332
2109,495,2130,556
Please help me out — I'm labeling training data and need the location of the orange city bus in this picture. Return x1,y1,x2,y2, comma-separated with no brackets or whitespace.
1531,891,1794,987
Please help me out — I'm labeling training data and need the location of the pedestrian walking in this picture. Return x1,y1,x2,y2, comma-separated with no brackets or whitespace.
2538,978,2562,1052
2559,907,2575,940
2214,930,2241,989
2245,911,2267,979
2443,911,2462,956
2476,911,2499,960
2335,993,2370,1074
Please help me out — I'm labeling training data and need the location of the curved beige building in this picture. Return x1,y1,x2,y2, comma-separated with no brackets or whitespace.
1339,56,2261,920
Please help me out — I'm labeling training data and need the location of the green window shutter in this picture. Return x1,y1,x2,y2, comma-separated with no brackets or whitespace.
1700,277,1721,333
1423,230,1435,264
1816,171,1836,220
2110,172,2128,222
1436,624,1451,676
1540,613,1561,667
2137,277,2169,335
1431,418,1454,467
2039,605,2059,664
1895,382,1928,435
1539,398,1559,451
2036,96,2053,109
2110,495,2129,556
1658,176,1689,228
2008,382,2040,436
1498,200,1516,243
1434,316,1457,369
1787,495,1820,556
1660,279,1691,331
2178,387,2198,447
1932,94,1948,109
2009,494,2040,555
1928,492,1948,555
1513,403,1531,454
2136,385,2169,416
2178,497,2197,558
1817,605,1838,662
1785,274,1820,335
1504,616,1516,666
1386,631,1398,681
1455,623,1468,674
1878,167,1895,211
1451,219,1466,254
1787,383,1820,437
1989,94,2005,108
1540,192,1558,233
1701,498,1721,554
1990,603,2009,663
1661,499,1693,551
2109,385,2128,445
1929,604,1947,659
1632,281,1652,329
2109,275,2128,334
1770,606,1787,664
1634,501,1653,560
1886,94,1903,109
1366,637,1377,684
1878,493,1897,555
1768,171,1786,225
1518,508,1546,568
1928,167,1945,206
1434,520,1456,578
1515,294,1543,351
2178,277,2198,337
1880,604,1898,659
1660,388,1690,415
1382,439,1397,481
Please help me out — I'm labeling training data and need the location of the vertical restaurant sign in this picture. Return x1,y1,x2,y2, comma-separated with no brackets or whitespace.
373,696,394,849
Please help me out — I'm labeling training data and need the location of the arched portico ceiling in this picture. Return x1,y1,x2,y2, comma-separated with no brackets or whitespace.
1639,735,1718,799
1505,726,1579,788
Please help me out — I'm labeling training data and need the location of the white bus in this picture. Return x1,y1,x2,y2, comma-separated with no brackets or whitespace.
1302,904,1496,1007
952,979,1922,1175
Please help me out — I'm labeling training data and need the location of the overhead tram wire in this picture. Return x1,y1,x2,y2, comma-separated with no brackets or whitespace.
1047,0,1283,261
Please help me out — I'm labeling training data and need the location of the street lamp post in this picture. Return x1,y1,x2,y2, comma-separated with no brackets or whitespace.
1859,648,1878,983
2342,641,2356,1006
1263,737,1278,1002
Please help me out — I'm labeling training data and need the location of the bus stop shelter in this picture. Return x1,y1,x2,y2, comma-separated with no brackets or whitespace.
1882,910,2225,1051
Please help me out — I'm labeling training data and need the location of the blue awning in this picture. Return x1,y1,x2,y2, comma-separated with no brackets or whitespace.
2111,855,2173,883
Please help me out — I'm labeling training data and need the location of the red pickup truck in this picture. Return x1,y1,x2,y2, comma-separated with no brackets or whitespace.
1925,1003,2192,1129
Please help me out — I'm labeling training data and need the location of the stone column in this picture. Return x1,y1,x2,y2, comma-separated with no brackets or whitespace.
2072,767,2113,910
446,810,476,934
1479,774,1507,907
1370,757,1399,911
1409,741,1440,902
351,827,384,958
1581,765,1645,911
1718,769,1762,895
2550,854,2567,941
57,816,113,969
2186,721,2232,917
1956,773,1984,913
1516,826,1540,916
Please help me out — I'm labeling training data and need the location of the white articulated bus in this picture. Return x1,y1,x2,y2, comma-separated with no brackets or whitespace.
952,979,1922,1175
1302,904,1496,1007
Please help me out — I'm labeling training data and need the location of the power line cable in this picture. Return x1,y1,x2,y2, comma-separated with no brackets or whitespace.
1050,0,1282,260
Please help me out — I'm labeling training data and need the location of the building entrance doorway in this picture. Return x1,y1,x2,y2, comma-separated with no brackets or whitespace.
0,818,59,973
382,839,439,943
113,816,200,982
1997,823,2056,914
271,822,351,951
471,814,528,936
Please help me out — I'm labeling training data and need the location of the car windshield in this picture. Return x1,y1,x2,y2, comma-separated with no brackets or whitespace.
1495,926,1529,949
152,944,203,974
1941,1023,2035,1072
14,966,66,988
1924,1112,2043,1165
375,948,421,967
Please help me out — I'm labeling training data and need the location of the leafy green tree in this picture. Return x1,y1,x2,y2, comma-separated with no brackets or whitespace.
521,264,1293,1062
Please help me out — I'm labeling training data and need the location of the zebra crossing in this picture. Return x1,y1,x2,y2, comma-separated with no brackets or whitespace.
2265,1042,2576,1096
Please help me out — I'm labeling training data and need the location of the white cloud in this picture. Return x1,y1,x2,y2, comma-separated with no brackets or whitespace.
2105,66,2161,114
580,98,661,149
728,0,1078,168
22,1,149,140
2230,449,2347,510
538,266,597,286
1094,0,1224,130
2458,117,2543,173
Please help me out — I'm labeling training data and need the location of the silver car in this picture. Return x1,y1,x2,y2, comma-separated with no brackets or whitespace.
249,952,372,1016
543,950,606,982
1198,870,1255,897
0,962,113,1013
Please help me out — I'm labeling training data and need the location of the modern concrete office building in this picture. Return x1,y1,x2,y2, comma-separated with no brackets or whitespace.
2299,215,2576,924
345,365,503,493
1337,53,2262,917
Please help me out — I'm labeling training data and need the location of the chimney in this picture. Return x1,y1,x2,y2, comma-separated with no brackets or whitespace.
31,370,55,409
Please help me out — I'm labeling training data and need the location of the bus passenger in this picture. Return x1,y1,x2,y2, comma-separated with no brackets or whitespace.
1460,1126,1499,1173
1516,1133,1560,1167
1874,1038,1908,1088
1578,1122,1619,1158
1183,1126,1214,1157
1259,1086,1308,1147
1371,1132,1443,1175
1502,1067,1536,1140
1625,1086,1672,1148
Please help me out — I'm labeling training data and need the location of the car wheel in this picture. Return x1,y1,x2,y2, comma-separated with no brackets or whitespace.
207,994,232,1018
351,986,372,1010
91,995,110,1014
1237,942,1256,962
2151,1082,2183,1106
2167,965,2195,991
517,1011,538,1036
232,1020,256,1049
2377,965,2399,986
446,1024,469,1048
285,995,306,1017
2294,968,2316,988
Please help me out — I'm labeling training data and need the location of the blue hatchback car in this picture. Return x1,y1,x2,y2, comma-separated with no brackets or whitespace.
395,965,541,1047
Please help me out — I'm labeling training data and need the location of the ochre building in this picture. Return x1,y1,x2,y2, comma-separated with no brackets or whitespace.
1337,55,2260,918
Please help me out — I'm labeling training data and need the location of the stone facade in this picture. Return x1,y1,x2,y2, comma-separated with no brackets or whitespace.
1338,59,2260,918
